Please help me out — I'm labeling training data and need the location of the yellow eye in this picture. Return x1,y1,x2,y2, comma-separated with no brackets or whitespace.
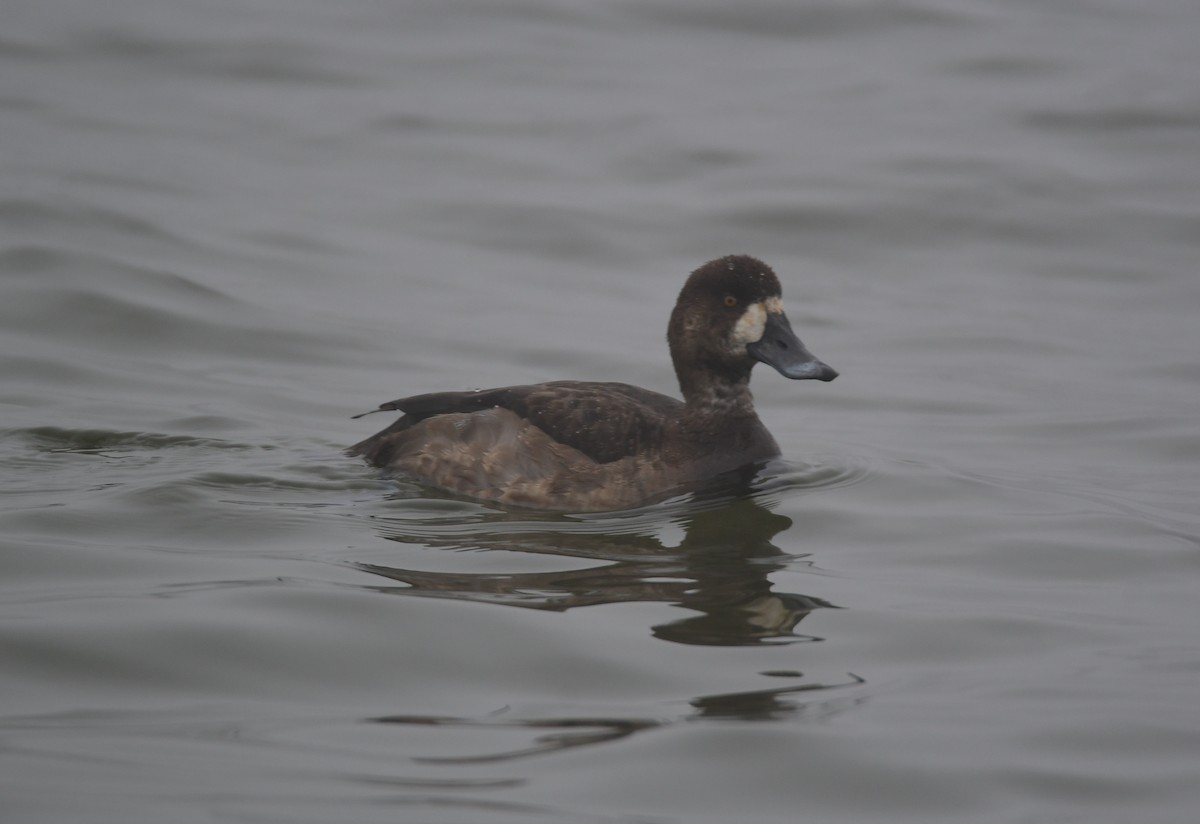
723,295,737,307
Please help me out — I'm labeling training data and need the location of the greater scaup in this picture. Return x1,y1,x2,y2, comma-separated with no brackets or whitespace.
350,255,837,511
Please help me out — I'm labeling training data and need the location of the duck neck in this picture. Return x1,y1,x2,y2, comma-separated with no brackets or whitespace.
678,369,758,420
675,365,780,462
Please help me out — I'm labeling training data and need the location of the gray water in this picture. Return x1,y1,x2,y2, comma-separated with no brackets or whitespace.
4,0,1200,822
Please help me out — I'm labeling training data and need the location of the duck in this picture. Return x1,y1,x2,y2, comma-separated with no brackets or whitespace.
349,255,837,511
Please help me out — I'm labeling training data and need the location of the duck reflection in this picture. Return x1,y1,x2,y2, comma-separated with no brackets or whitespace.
687,673,864,721
369,670,867,766
357,491,837,647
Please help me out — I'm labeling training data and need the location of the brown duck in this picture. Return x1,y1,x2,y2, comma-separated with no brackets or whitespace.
350,255,837,511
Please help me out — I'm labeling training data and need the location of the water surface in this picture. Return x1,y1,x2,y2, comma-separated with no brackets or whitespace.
3,1,1200,822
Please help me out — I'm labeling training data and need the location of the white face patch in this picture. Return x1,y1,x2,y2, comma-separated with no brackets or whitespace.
764,296,784,315
730,302,767,350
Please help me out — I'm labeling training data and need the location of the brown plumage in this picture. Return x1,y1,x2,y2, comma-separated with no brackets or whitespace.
349,255,837,511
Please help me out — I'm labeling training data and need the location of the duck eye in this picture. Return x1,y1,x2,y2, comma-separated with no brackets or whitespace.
723,295,737,308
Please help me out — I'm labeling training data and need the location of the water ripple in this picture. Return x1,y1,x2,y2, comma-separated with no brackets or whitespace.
619,0,977,38
13,426,258,455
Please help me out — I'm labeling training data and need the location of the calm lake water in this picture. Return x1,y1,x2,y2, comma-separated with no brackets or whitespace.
4,0,1200,822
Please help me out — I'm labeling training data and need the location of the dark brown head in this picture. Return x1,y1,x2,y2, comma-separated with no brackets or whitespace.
667,255,837,405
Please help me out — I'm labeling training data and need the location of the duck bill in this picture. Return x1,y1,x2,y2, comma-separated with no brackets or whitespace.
746,311,838,381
